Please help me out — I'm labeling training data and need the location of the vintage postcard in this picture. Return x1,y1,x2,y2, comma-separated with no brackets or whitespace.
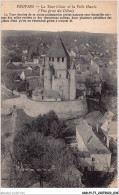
1,0,118,194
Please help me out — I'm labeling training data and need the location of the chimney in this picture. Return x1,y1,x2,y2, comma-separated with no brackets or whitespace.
106,134,110,148
96,124,99,133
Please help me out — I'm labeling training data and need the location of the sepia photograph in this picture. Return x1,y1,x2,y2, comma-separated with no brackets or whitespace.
1,0,118,193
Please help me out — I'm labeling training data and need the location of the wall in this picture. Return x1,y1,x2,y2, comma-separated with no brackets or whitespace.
52,76,70,100
44,70,52,90
79,153,111,172
48,57,67,70
32,95,61,102
24,97,88,119
2,94,88,119
55,69,67,79
91,153,111,171
70,69,76,100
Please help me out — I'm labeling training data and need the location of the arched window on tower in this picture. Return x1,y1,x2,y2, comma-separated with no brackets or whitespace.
52,57,54,62
57,57,60,62
62,58,64,62
42,69,44,75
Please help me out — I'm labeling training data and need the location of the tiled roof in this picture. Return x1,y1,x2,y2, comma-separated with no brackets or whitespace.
32,87,44,96
45,90,61,99
18,69,40,77
46,37,69,58
12,62,23,66
76,120,111,154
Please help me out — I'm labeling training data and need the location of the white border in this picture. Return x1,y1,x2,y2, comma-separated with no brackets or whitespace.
0,0,118,194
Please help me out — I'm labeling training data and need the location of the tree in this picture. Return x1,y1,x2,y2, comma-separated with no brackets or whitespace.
11,54,22,62
17,80,29,92
4,71,18,93
12,126,80,187
13,131,52,187
17,63,23,69
8,150,35,187
49,166,82,187
101,81,115,96
31,111,66,138
47,138,82,187
82,170,116,187
11,111,83,187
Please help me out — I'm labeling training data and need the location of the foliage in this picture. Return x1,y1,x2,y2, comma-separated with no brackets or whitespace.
48,139,82,187
13,131,52,187
13,129,77,187
82,171,116,187
31,111,66,138
17,80,29,92
11,111,81,187
7,150,40,188
10,53,22,62
49,167,82,187
3,71,18,92
17,63,24,69
101,81,116,96
27,90,33,98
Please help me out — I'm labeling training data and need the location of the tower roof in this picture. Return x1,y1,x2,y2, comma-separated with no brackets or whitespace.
46,37,69,58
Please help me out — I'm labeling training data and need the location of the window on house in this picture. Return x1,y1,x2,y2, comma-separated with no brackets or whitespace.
52,57,54,62
62,58,64,62
92,158,95,161
91,166,94,171
49,57,51,61
84,167,88,172
57,58,60,62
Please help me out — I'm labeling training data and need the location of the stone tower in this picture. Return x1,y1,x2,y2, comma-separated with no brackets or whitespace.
69,61,76,100
44,62,52,90
44,37,76,100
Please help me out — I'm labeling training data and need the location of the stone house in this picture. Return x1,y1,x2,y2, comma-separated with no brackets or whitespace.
91,60,100,74
76,120,111,172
